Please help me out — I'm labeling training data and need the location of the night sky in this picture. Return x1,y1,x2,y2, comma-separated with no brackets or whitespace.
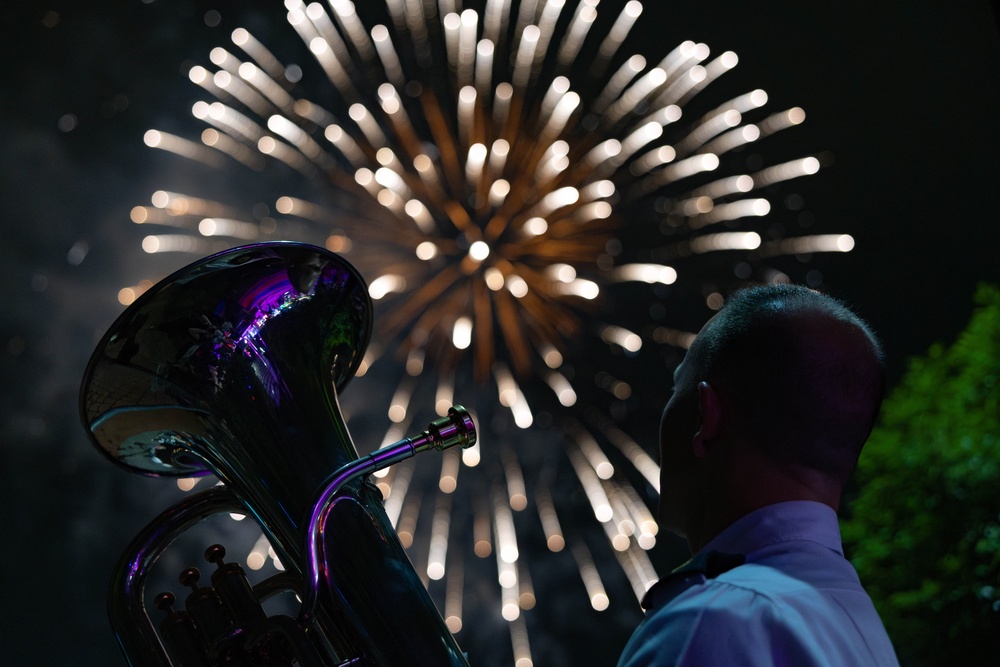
2,1,999,665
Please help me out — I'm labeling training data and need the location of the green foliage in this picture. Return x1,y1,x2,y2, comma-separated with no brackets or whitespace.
843,284,1000,666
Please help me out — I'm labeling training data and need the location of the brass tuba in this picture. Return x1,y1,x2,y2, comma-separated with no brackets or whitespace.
80,242,475,666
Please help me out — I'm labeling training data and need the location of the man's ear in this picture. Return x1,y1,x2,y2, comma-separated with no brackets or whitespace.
693,381,721,458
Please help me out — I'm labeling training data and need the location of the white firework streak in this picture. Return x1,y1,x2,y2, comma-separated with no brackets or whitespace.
131,0,851,659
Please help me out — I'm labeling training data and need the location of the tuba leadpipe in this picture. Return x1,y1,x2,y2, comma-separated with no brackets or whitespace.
80,242,474,666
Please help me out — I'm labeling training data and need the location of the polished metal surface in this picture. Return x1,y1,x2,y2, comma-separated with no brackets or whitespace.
80,242,471,666
303,407,476,621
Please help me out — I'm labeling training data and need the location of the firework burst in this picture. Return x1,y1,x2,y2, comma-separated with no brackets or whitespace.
126,1,851,663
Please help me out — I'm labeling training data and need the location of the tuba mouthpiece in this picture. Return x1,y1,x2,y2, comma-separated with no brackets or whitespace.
415,405,477,453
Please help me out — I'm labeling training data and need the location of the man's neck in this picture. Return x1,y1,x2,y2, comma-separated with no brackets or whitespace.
684,456,842,554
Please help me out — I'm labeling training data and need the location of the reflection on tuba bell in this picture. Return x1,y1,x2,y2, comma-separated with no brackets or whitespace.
80,242,475,666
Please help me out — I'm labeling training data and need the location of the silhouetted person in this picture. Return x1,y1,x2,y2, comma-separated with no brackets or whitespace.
619,284,899,666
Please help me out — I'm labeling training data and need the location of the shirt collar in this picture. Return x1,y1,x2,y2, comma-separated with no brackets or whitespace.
699,500,844,558
640,550,746,610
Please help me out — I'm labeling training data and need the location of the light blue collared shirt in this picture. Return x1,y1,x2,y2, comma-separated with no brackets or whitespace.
618,501,899,666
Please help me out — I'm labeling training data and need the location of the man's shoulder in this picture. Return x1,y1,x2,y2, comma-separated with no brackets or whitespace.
713,560,822,597
623,575,898,667
640,573,781,639
645,559,822,614
640,559,873,649
619,583,781,667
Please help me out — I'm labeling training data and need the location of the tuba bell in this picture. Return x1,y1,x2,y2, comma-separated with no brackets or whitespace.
80,242,475,666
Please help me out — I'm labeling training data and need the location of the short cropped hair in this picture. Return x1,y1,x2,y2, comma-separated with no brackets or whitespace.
694,284,885,482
